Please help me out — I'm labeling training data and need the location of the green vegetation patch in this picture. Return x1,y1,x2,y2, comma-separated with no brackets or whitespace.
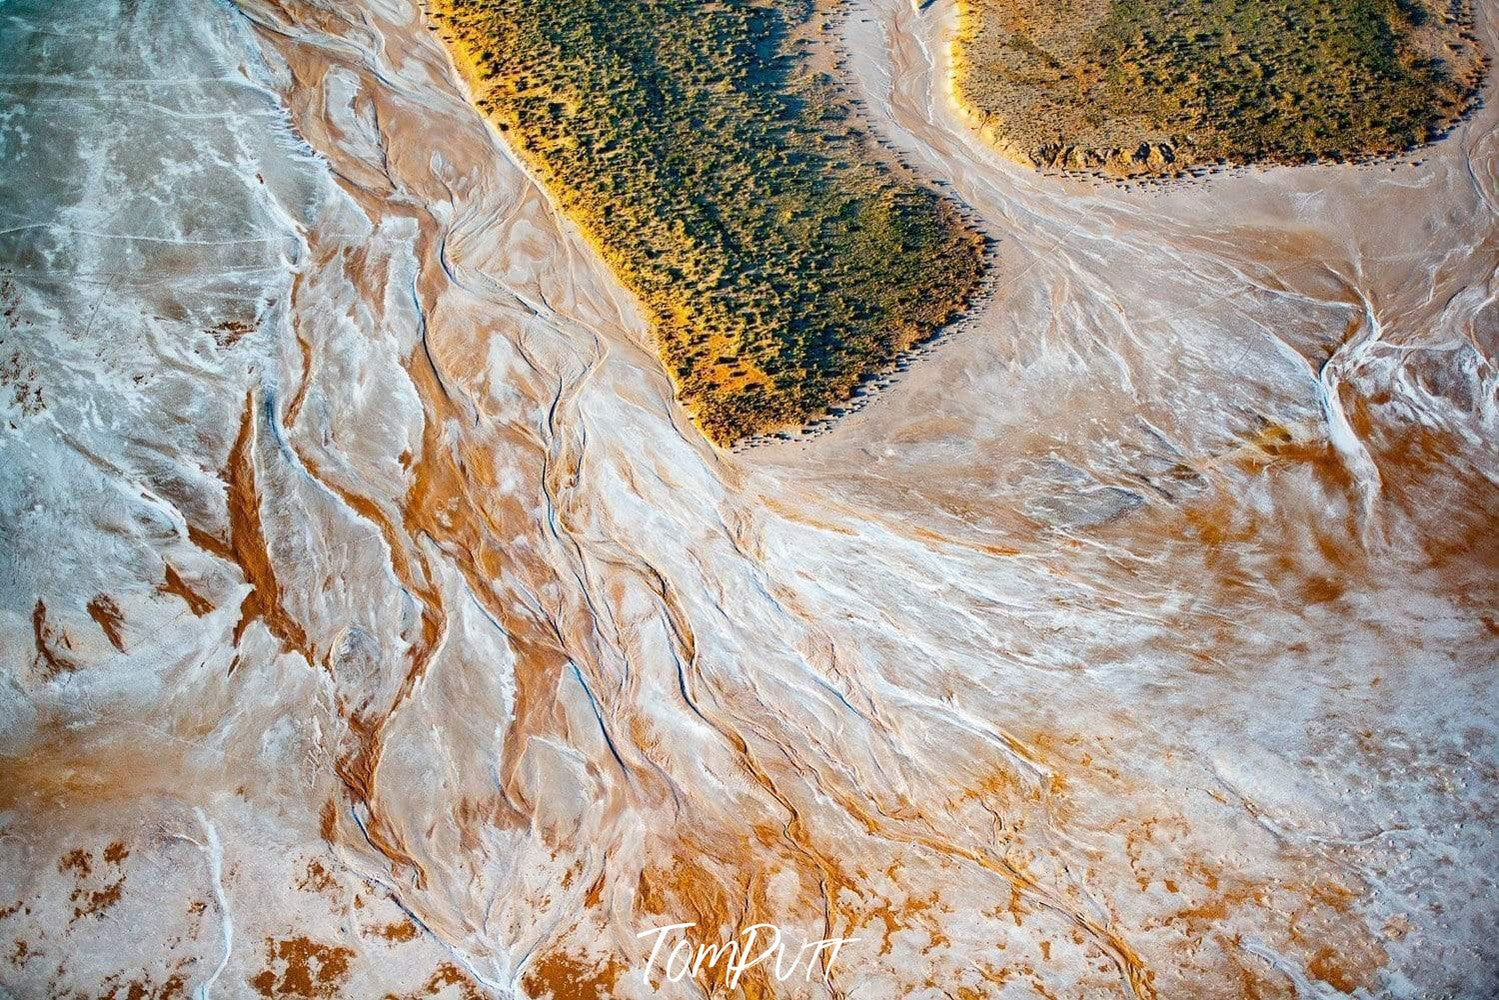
954,0,1485,175
431,0,987,444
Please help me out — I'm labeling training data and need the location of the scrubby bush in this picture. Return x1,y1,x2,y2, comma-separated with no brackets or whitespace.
431,0,988,443
954,0,1484,175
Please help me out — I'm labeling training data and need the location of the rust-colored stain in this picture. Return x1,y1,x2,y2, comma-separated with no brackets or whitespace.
80,886,125,923
1127,838,1389,996
0,725,188,810
86,594,127,652
319,800,339,843
519,949,621,1000
295,859,340,904
633,846,822,997
863,882,954,959
377,919,419,943
124,972,188,1000
287,414,458,888
1300,575,1346,605
384,962,486,1000
186,522,235,563
59,845,126,922
94,971,189,1000
159,564,213,616
1305,946,1362,994
210,317,256,349
223,390,311,661
58,848,92,878
31,599,77,679
250,936,355,998
283,330,315,428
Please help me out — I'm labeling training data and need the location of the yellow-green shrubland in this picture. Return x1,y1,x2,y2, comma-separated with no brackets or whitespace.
954,0,1485,176
429,0,988,444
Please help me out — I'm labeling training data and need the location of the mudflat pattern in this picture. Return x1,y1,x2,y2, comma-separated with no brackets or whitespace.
1,0,1496,998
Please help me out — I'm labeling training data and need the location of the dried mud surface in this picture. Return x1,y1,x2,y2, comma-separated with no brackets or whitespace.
0,0,1496,998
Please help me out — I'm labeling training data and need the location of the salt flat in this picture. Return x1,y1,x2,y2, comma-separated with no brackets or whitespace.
0,0,1494,997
